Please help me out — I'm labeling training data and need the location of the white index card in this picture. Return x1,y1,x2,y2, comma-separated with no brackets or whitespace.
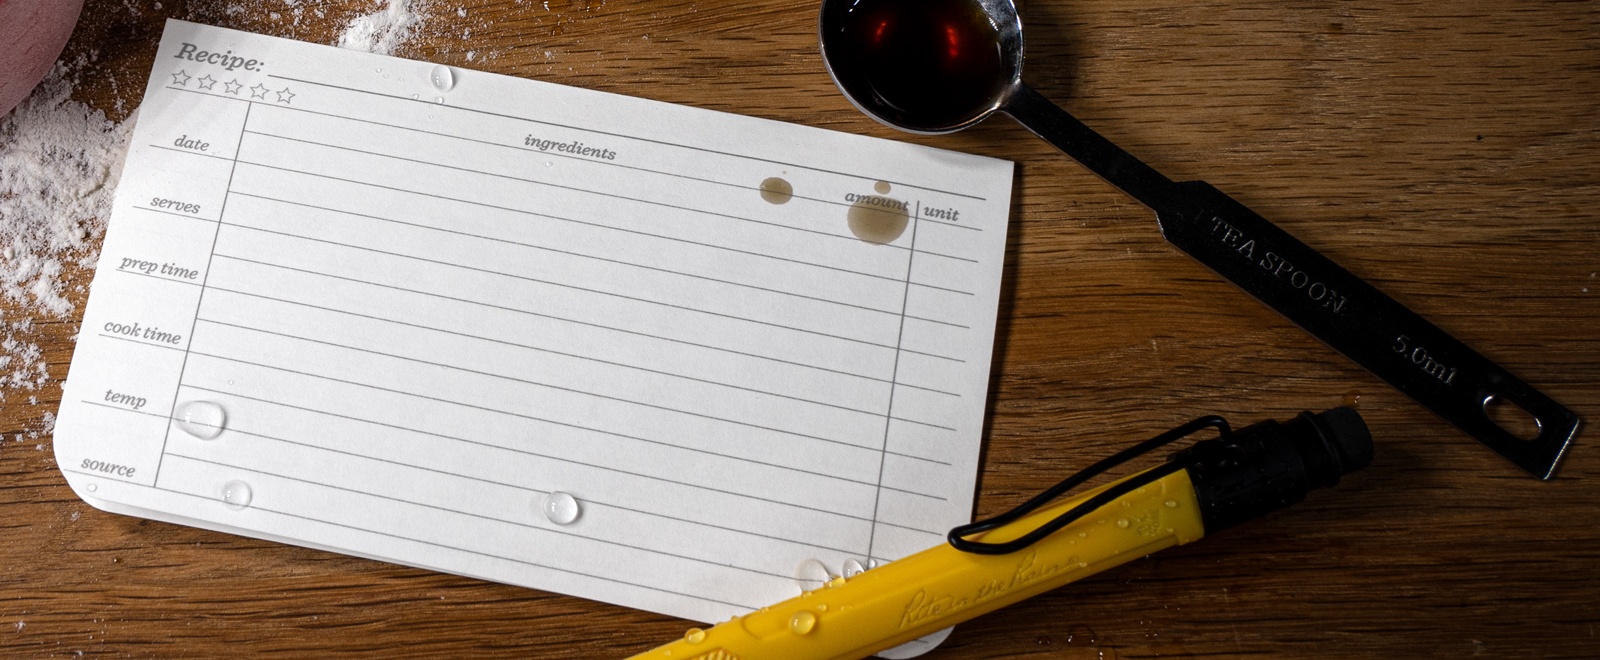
54,19,1015,622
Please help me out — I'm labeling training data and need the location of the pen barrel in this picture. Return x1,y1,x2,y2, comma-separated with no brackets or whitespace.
627,469,1207,660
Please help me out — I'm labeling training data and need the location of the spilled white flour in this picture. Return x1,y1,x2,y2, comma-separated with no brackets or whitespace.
0,61,133,393
1,1,441,401
337,0,431,56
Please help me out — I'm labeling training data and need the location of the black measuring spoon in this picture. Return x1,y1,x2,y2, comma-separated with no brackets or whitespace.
818,0,1579,478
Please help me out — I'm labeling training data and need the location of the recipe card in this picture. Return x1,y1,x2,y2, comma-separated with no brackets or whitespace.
55,20,1014,623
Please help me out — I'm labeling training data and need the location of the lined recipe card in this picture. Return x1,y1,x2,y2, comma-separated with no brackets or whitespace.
55,20,1014,622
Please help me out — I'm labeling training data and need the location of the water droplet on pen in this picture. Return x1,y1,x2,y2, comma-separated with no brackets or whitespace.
1116,518,1130,529
221,480,253,509
816,603,829,612
794,558,832,589
683,628,706,644
175,401,227,439
789,611,817,635
1164,500,1179,508
543,491,581,525
1077,532,1088,538
430,64,456,92
842,558,866,577
826,576,846,588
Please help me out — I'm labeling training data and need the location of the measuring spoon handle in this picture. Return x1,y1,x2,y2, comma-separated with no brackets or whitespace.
1003,84,1579,478
1155,181,1578,478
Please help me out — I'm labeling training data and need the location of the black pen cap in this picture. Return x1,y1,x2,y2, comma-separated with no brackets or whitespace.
1173,407,1373,534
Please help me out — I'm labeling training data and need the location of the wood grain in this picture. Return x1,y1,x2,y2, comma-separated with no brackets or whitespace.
3,0,1597,657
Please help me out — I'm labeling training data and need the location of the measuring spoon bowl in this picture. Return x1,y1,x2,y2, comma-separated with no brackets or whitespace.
819,0,1023,134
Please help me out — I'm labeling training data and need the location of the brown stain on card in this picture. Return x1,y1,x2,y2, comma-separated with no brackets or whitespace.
848,194,909,244
760,177,794,204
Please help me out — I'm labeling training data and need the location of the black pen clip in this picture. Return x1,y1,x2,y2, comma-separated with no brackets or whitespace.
947,416,1232,555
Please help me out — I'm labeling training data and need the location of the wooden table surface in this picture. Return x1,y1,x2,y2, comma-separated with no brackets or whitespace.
4,0,1597,657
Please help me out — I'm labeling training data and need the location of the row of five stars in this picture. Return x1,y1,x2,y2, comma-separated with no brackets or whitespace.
171,70,294,103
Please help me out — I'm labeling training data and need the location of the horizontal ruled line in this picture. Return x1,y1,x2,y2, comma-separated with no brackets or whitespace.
220,219,920,355
130,206,219,224
208,253,964,403
79,398,948,540
232,156,977,295
165,452,804,582
252,101,992,231
114,267,204,287
265,74,990,203
62,466,756,610
190,323,958,478
182,342,881,453
166,426,872,556
194,316,903,443
234,191,970,329
141,394,927,539
248,128,963,258
148,143,236,161
97,333,186,351
200,281,921,419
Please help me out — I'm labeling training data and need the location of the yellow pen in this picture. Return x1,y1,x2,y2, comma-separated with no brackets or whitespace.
628,407,1372,660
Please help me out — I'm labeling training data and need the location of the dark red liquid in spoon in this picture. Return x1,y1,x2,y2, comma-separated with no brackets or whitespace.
823,0,1007,130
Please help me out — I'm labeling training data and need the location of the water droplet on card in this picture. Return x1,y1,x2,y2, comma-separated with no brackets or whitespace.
543,491,581,525
175,401,227,439
221,480,253,509
86,483,98,492
789,611,817,635
874,180,891,194
794,558,832,590
842,558,866,577
430,64,456,92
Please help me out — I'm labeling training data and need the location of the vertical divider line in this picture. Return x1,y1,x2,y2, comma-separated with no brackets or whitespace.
864,201,920,561
150,101,254,486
